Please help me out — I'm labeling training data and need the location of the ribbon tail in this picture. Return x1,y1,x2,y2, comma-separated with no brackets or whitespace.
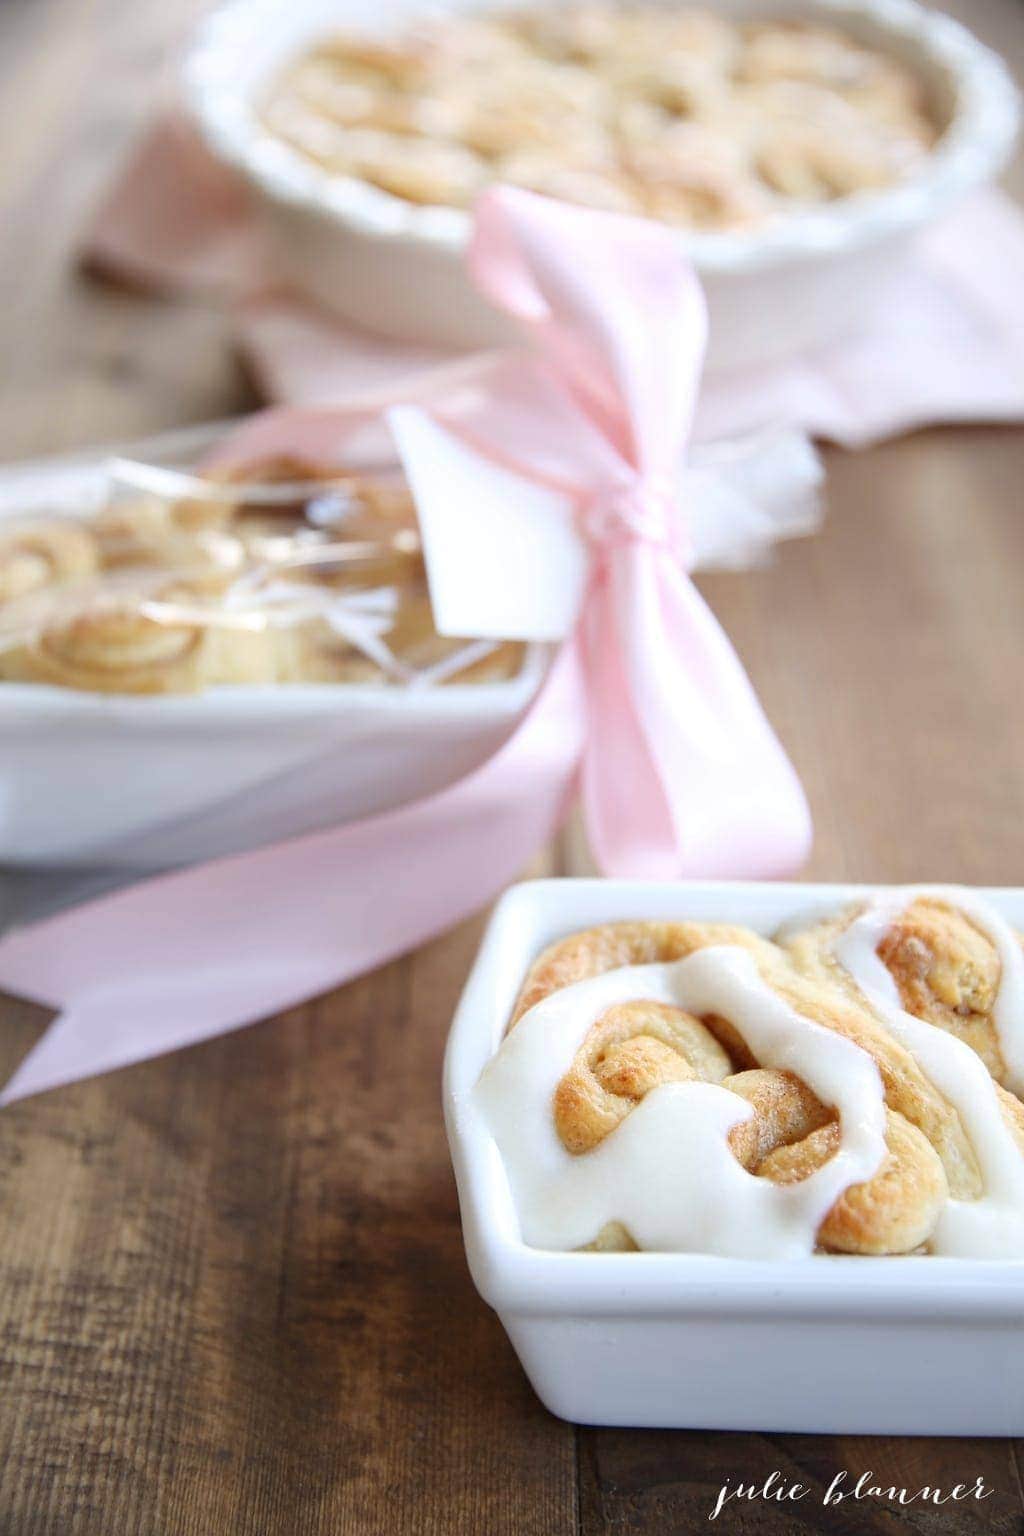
0,647,584,1104
581,550,811,879
0,996,233,1107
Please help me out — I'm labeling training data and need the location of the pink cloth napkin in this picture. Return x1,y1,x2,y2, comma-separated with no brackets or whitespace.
86,115,1024,448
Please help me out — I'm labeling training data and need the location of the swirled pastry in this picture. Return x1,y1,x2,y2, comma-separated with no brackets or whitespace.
785,895,1024,1092
0,574,281,694
0,519,99,603
104,459,414,560
262,6,938,229
477,892,1024,1258
91,495,199,570
0,459,523,694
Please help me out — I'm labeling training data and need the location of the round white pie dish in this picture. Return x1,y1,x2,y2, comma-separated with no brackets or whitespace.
0,424,545,869
444,878,1024,1433
184,0,1020,372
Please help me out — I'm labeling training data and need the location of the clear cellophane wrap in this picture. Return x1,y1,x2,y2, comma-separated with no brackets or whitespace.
0,440,523,696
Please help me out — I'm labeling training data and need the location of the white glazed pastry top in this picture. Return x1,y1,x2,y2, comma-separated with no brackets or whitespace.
477,888,1024,1259
476,945,888,1258
836,888,1024,1257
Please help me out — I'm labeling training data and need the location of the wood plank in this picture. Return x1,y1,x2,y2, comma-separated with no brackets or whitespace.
0,916,575,1535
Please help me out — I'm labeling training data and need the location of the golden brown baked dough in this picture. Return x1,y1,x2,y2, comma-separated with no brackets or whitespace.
553,1000,733,1153
0,460,523,694
757,1110,946,1256
0,519,99,603
0,574,282,694
506,916,1023,1255
382,587,523,683
786,897,1020,1089
91,496,189,570
262,6,937,228
3,601,212,693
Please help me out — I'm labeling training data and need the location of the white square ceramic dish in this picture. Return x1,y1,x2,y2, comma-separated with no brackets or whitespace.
185,0,1020,370
444,878,1024,1434
0,426,545,867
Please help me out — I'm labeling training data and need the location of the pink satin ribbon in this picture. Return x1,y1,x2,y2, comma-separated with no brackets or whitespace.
0,188,810,1103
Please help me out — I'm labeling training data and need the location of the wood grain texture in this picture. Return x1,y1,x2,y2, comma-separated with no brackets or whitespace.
1,0,1023,1531
0,925,573,1536
0,0,256,462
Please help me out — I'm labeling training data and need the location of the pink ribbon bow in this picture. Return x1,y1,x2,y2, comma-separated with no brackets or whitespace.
0,189,810,1104
397,189,812,877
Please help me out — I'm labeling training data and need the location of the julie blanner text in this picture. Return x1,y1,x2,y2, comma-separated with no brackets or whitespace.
709,1470,994,1521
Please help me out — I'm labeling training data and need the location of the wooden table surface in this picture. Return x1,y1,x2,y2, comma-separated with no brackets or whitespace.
2,1,1024,1531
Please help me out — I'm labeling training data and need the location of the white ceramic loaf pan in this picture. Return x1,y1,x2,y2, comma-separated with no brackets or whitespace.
0,427,543,868
444,879,1024,1434
185,0,1020,371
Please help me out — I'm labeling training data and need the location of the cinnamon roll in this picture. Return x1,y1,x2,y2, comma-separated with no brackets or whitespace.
98,495,270,578
0,519,99,603
261,6,938,229
92,464,290,570
179,459,420,582
478,893,1024,1258
1,459,523,693
738,21,933,139
784,893,1024,1094
0,574,280,694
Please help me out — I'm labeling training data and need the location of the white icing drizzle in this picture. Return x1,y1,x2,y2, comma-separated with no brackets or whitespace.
475,946,887,1258
835,886,1024,1258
